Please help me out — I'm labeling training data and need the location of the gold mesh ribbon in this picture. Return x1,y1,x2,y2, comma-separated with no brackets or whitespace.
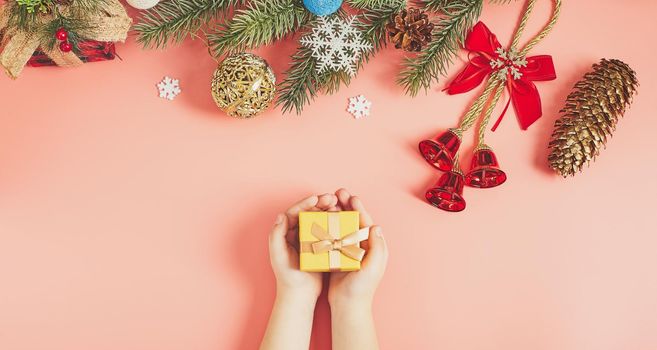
0,0,131,79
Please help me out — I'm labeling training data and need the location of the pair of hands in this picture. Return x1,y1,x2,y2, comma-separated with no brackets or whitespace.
268,188,388,307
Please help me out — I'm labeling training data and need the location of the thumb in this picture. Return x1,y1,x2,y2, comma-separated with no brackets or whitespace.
269,214,289,264
361,226,388,274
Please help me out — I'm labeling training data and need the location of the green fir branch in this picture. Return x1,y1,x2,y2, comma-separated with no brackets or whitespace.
70,0,108,12
398,0,483,96
276,46,328,114
134,0,239,49
207,0,310,57
420,0,452,12
276,48,352,115
277,2,404,114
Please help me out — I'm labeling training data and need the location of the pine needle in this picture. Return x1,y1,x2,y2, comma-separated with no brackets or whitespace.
134,0,239,49
276,46,324,114
71,0,109,12
346,0,393,9
207,0,311,57
421,0,453,12
358,0,405,53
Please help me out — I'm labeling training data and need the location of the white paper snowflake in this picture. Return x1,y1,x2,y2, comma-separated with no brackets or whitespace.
347,95,371,119
157,76,181,101
300,16,372,77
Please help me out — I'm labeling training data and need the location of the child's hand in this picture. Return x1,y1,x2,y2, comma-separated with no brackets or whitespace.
262,194,340,350
269,193,339,300
328,189,388,308
264,190,385,350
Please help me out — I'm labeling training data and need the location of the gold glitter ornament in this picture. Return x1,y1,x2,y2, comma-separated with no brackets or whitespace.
211,53,276,118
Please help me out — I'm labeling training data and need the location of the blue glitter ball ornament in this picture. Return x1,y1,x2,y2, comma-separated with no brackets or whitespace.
303,0,342,16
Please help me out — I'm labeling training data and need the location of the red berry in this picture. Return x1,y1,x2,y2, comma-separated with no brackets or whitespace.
59,41,73,53
55,28,68,41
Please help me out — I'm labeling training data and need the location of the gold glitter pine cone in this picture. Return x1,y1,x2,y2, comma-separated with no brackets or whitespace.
386,8,434,52
547,59,638,177
211,53,276,119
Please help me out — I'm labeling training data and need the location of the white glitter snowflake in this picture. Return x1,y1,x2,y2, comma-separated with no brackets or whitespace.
300,16,372,77
490,47,527,81
157,76,181,101
347,95,371,119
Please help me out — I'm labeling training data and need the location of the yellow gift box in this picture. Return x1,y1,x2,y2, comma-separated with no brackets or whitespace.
299,211,369,272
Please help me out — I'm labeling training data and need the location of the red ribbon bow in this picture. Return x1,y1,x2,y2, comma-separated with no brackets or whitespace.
446,22,556,131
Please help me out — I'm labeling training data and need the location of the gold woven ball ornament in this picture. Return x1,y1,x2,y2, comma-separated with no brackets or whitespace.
211,53,276,119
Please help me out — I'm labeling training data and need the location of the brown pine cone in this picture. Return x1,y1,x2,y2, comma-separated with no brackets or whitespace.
386,8,434,52
547,59,639,177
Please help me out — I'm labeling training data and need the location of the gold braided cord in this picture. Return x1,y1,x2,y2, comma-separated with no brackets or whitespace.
455,76,502,133
510,0,537,50
476,82,505,147
519,0,562,56
452,155,462,173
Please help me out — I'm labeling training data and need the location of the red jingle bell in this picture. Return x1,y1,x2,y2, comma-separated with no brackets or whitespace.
418,129,461,171
465,147,507,188
425,170,467,212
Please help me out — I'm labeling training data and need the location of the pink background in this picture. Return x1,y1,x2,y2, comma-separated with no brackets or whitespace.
1,1,656,349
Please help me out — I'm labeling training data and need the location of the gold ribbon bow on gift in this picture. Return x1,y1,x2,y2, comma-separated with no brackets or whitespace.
0,0,131,79
301,218,370,270
309,223,369,260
